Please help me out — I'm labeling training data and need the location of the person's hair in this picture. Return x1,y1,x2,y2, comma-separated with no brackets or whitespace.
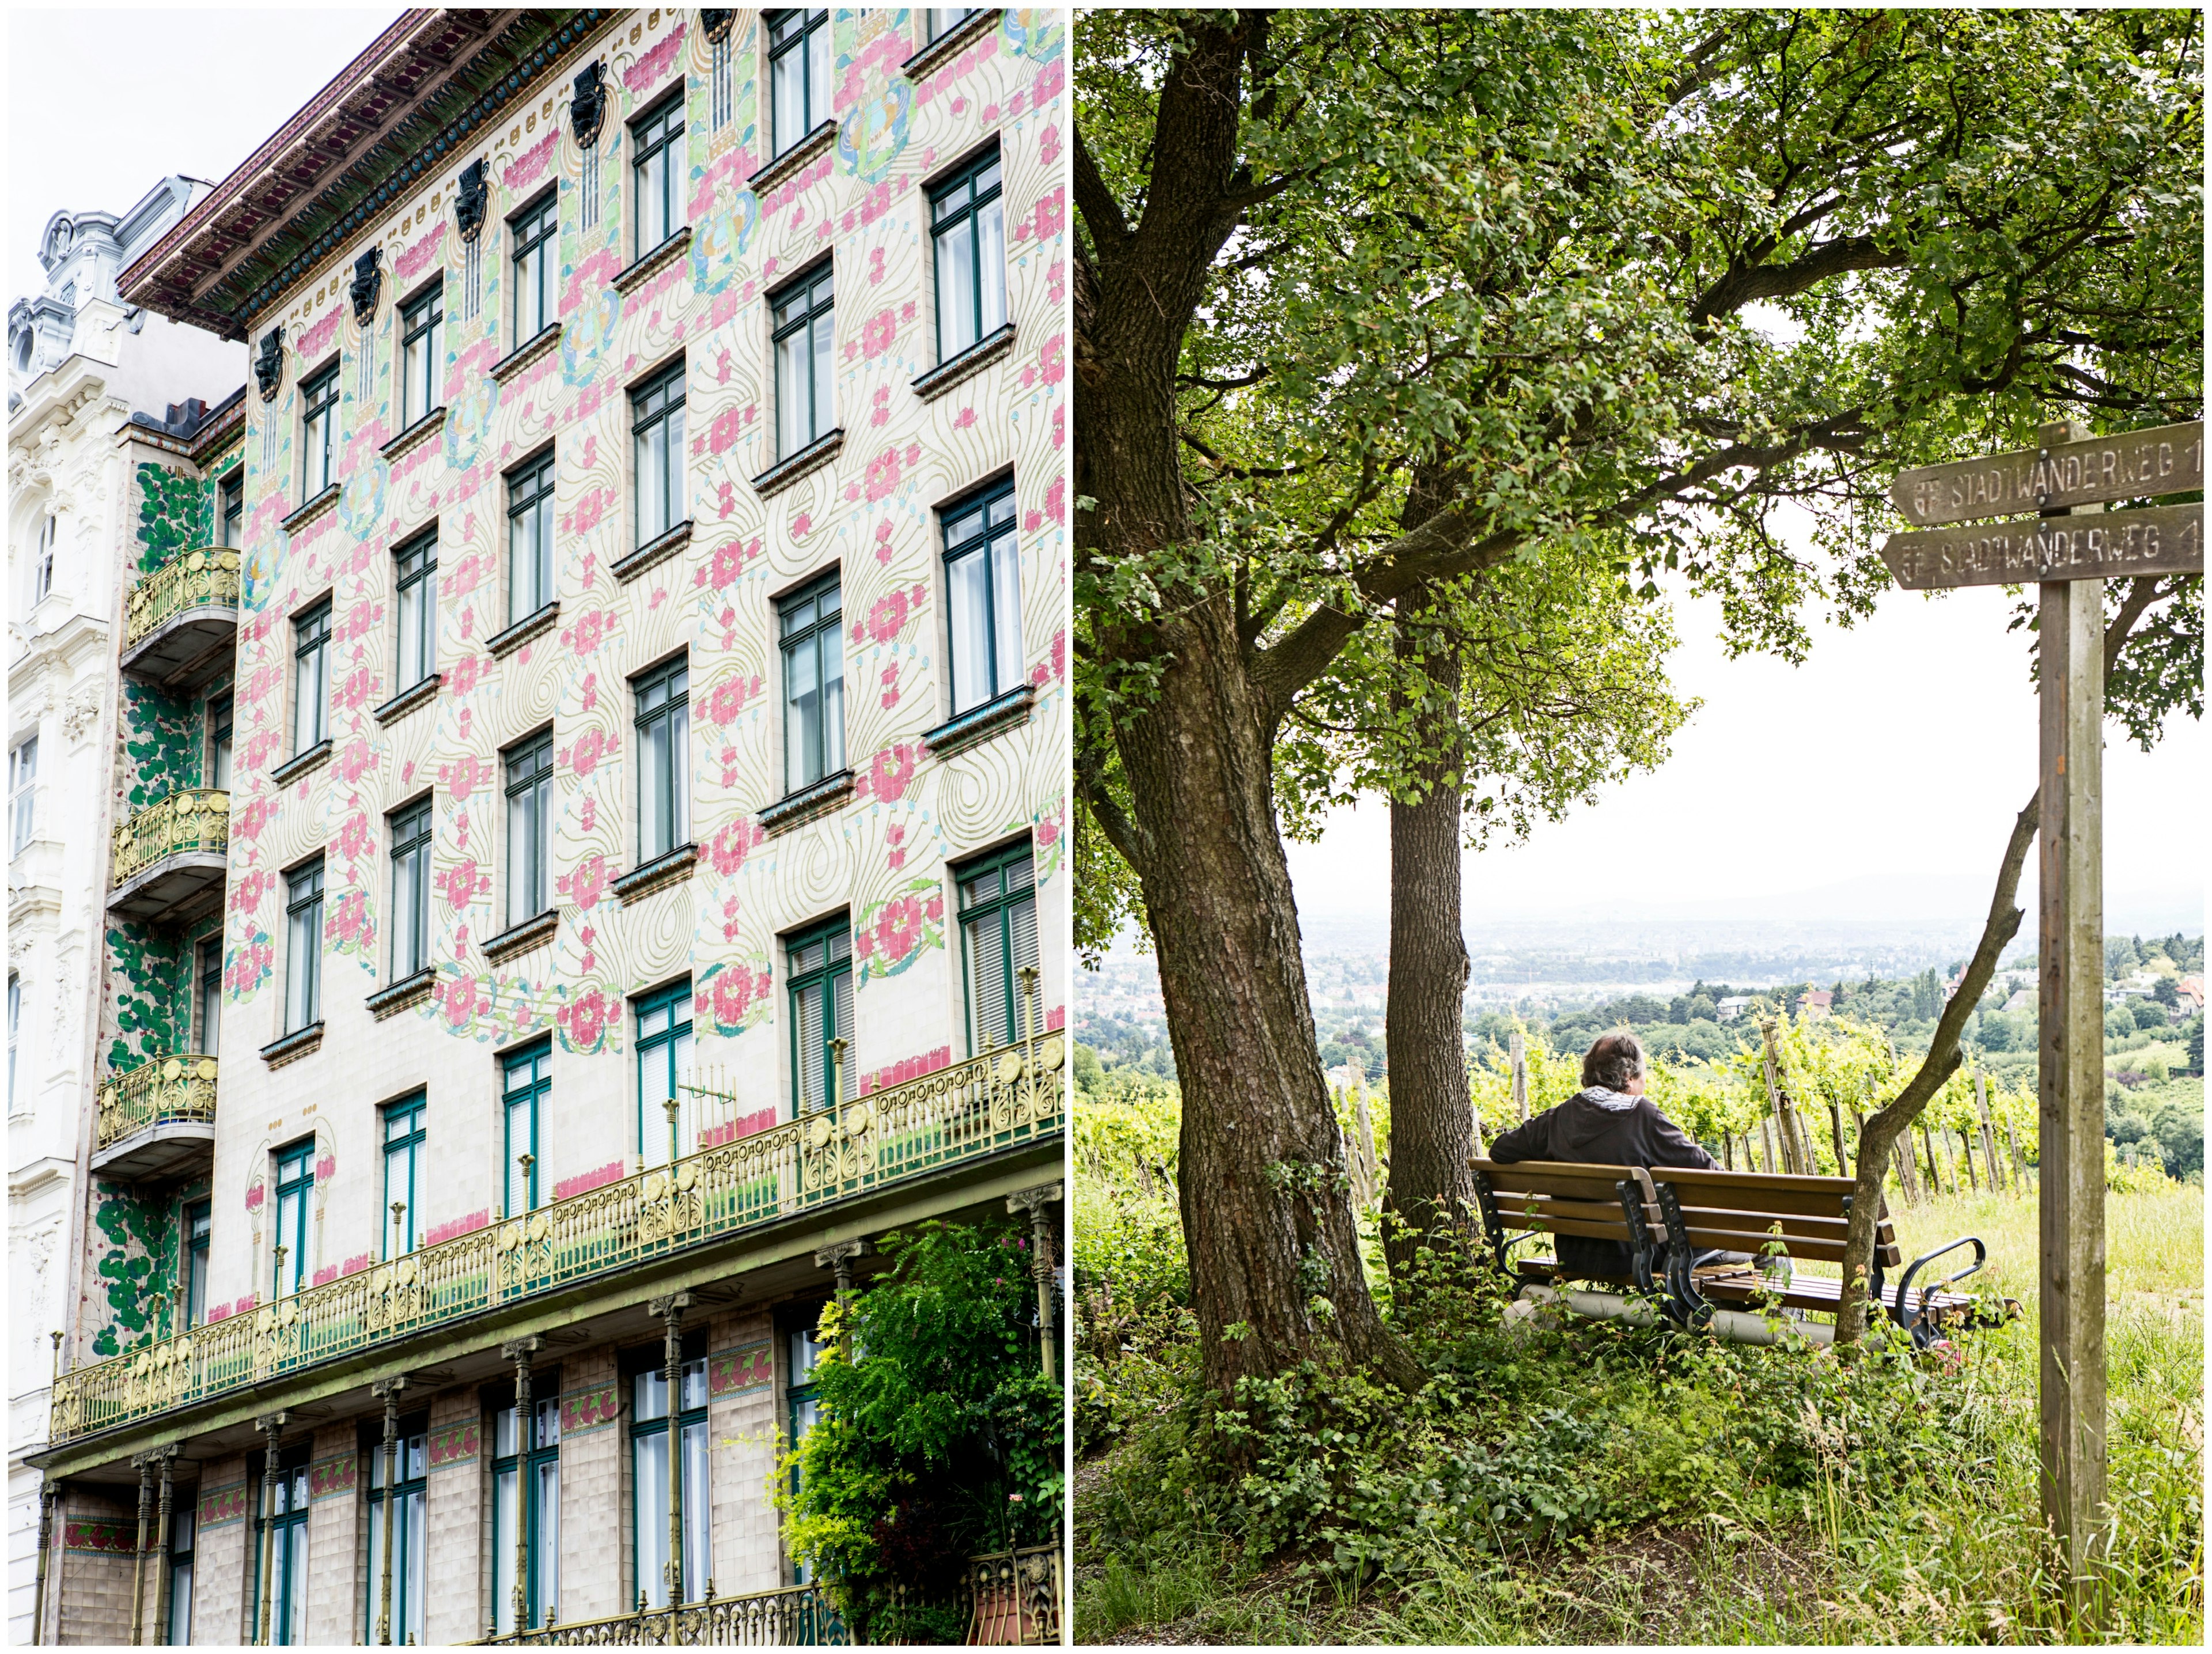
1583,1031,1645,1092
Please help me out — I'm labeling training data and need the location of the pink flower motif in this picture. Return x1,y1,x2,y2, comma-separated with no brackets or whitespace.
446,752,486,802
955,406,977,430
863,444,906,504
868,246,887,284
863,588,911,645
565,987,611,1050
704,819,763,877
438,857,484,911
925,890,944,922
867,743,917,804
234,796,276,845
1040,334,1066,387
316,1155,336,1182
566,853,608,912
444,976,482,1028
709,405,744,455
244,1182,265,1212
870,386,891,428
333,740,377,784
445,652,487,697
567,726,613,779
862,308,898,356
573,488,610,536
793,512,813,538
232,869,274,913
1044,474,1068,525
1034,56,1066,106
703,675,758,729
873,896,924,963
567,608,614,655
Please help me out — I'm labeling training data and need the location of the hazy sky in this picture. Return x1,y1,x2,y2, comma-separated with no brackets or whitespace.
9,9,392,302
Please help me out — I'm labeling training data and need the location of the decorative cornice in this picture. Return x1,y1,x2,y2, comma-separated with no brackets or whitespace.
270,738,333,789
610,518,692,583
922,683,1035,759
483,908,556,965
492,322,562,384
486,601,559,659
368,968,435,1021
611,226,693,296
751,427,844,499
912,323,1017,403
372,671,441,726
260,1021,324,1068
901,8,1004,82
759,769,855,837
747,120,836,199
612,843,698,904
281,485,340,537
380,406,446,464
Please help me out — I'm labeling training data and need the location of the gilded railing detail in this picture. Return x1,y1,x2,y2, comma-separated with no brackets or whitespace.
96,1055,219,1150
49,1038,1064,1445
111,789,230,889
124,546,241,647
964,1543,1065,1646
475,1581,846,1645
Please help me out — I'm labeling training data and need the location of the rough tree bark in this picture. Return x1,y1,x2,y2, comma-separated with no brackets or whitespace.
1836,577,2166,1343
1382,576,1475,1282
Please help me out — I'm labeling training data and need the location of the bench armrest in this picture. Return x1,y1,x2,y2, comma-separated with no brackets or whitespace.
1893,1235,1987,1333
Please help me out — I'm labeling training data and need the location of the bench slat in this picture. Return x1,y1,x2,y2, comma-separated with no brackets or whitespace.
1474,1161,1645,1201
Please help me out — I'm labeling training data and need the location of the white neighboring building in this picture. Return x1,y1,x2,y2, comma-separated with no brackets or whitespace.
7,175,241,1646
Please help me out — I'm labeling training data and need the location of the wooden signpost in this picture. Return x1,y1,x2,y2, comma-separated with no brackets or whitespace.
1881,419,2202,1605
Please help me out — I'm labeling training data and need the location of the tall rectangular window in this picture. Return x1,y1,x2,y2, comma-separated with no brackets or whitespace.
389,798,432,981
382,1093,426,1256
272,1138,314,1297
493,1385,562,1634
771,264,834,458
207,694,233,790
400,282,445,428
394,531,438,694
9,736,35,855
786,917,853,1114
166,1500,195,1644
5,974,16,1110
507,451,556,623
957,842,1039,1054
512,192,558,346
503,1039,550,1217
33,514,55,603
710,25,734,129
505,731,554,925
778,576,843,793
253,1449,309,1645
942,478,1021,714
219,472,243,548
284,860,323,1033
301,364,339,501
196,939,222,1054
292,600,331,753
363,1420,427,1647
632,656,690,863
631,1346,709,1609
632,363,687,545
931,147,1005,362
637,981,694,1168
183,1200,211,1329
769,9,831,156
632,92,687,258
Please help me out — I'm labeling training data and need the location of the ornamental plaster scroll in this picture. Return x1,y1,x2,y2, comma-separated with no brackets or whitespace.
62,679,103,743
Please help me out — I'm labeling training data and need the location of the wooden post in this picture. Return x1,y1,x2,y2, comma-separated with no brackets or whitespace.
1759,1115,1777,1176
1509,1028,1529,1123
1920,1121,1942,1195
650,1292,692,1607
255,1414,286,1645
1976,1073,2005,1193
151,1449,177,1646
374,1379,405,1644
1757,1020,1801,1174
130,1455,153,1645
1464,1054,1487,1160
1827,1100,1848,1176
2037,423,2109,1604
32,1481,58,1646
505,1341,543,1632
2009,1118,2028,1188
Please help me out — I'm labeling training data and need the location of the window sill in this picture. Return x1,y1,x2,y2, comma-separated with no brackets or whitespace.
372,672,441,727
378,407,446,464
261,1022,324,1068
912,323,1017,403
483,909,558,965
748,122,837,198
487,602,560,660
759,769,855,838
612,842,698,904
492,323,563,385
281,485,340,536
922,683,1035,759
900,8,1003,81
367,967,434,1021
612,227,693,297
611,519,694,583
270,739,332,788
751,428,844,499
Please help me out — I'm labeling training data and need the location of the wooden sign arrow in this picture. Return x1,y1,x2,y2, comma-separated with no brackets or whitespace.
1889,419,2202,526
1880,502,2203,591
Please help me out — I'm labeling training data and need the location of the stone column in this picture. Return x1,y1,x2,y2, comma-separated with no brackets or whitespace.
372,1377,407,1644
130,1455,156,1644
503,1337,543,1630
32,1481,59,1645
150,1447,180,1645
255,1413,288,1645
647,1294,691,1606
1006,1184,1065,1382
813,1240,865,1324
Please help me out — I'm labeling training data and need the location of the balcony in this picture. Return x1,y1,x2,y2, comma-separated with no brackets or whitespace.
92,1055,218,1182
48,1030,1066,1446
108,789,228,922
119,547,241,686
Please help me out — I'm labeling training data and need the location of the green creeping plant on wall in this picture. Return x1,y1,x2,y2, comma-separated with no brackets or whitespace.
134,462,214,573
107,922,190,1074
120,681,200,808
90,1182,178,1357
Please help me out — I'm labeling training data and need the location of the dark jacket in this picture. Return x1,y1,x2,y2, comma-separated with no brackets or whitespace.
1487,1089,1717,1279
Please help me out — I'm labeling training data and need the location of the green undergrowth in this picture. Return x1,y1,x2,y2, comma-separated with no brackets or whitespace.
1074,1175,2203,1644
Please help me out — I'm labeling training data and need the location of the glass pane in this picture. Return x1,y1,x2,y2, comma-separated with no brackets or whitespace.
947,550,991,713
808,26,830,133
776,329,803,457
404,1489,426,1644
635,1431,671,1607
821,622,844,774
670,700,689,844
535,1459,560,1623
681,1418,710,1600
667,405,686,523
786,633,817,788
169,1558,193,1645
939,218,977,358
773,44,803,153
810,308,834,440
990,529,1022,698
968,910,1007,1051
797,980,823,1110
978,193,1006,334
493,1467,518,1635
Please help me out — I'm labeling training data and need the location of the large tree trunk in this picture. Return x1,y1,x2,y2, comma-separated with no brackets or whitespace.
1384,582,1475,1283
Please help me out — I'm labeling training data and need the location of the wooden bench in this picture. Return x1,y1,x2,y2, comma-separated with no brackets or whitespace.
1468,1159,1667,1296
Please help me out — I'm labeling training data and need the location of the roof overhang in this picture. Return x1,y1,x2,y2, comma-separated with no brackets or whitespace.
118,8,611,342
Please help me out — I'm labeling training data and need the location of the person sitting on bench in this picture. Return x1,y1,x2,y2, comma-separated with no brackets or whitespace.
1488,1032,1745,1282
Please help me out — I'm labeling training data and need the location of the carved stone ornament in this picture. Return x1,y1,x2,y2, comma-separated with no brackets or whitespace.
700,9,734,42
571,62,608,147
62,680,102,743
350,248,382,325
255,326,285,400
456,161,490,243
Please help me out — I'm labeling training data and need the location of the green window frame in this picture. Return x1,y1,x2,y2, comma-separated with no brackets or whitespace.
505,729,554,925
503,1039,551,1217
511,191,559,346
292,600,331,752
507,449,557,623
956,840,1039,1054
632,361,687,546
167,1496,196,1644
251,1447,311,1645
394,528,438,694
363,1417,427,1645
389,797,433,981
632,653,690,864
941,476,1020,715
930,145,1005,363
631,90,687,259
382,1093,426,1257
182,1200,211,1330
786,916,853,1115
400,280,445,427
768,8,831,157
272,1138,314,1298
283,858,323,1032
196,937,223,1054
636,980,694,1168
492,1380,563,1634
777,573,843,793
207,693,233,792
628,1338,709,1610
300,364,338,500
219,470,243,548
770,262,834,459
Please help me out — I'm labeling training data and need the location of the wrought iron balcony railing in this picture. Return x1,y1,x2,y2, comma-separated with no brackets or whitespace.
124,547,241,649
98,1055,218,1151
111,789,229,890
49,1031,1064,1445
476,1581,846,1646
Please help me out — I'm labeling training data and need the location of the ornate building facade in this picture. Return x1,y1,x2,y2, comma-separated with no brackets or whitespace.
28,8,1067,1643
8,177,244,1646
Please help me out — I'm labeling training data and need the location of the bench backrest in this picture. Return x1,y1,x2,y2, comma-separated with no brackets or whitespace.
1469,1159,1662,1254
1645,1166,1902,1269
